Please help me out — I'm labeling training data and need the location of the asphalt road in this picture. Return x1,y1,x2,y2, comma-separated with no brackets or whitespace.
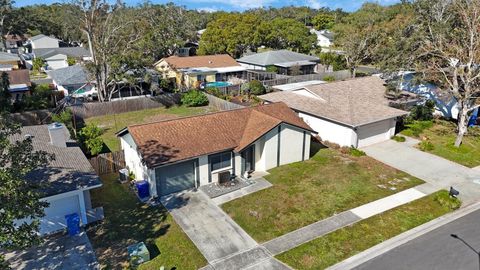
354,209,480,270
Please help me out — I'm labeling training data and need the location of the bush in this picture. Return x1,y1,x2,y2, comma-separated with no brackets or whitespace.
349,147,366,157
434,190,461,210
409,100,435,122
419,140,434,151
322,76,335,82
402,120,434,137
205,87,222,97
392,135,406,142
52,109,74,137
181,90,209,107
78,123,104,156
248,80,266,95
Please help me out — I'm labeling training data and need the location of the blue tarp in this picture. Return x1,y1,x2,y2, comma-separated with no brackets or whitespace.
469,108,479,127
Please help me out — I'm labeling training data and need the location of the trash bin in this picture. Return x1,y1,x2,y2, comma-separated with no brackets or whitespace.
135,181,150,199
65,213,80,236
119,168,129,183
127,242,150,266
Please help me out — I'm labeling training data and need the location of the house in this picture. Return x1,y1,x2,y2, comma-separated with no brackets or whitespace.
117,102,315,197
4,34,28,53
28,34,60,49
5,69,31,101
0,52,21,69
33,47,91,70
47,64,94,96
154,54,246,89
260,77,408,148
10,123,102,235
310,29,334,47
237,50,320,75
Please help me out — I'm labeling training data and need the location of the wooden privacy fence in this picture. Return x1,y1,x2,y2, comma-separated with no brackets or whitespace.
205,93,245,111
89,151,126,175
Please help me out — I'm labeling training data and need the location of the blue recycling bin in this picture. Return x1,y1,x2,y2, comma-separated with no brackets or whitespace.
135,181,150,199
65,213,80,236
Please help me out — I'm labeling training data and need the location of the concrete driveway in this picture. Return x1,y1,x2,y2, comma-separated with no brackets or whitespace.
4,232,98,270
361,138,480,205
162,190,291,269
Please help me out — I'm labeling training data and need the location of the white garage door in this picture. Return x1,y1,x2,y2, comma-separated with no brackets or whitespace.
357,120,393,148
40,194,81,235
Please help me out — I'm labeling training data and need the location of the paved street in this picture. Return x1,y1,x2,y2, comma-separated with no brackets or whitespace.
353,208,480,270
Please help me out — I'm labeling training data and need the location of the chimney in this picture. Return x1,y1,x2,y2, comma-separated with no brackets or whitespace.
48,122,67,147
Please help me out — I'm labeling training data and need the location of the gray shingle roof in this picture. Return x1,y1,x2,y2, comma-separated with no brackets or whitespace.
9,125,101,197
30,34,58,42
0,52,20,61
33,47,90,59
237,50,319,67
47,65,89,85
260,76,408,127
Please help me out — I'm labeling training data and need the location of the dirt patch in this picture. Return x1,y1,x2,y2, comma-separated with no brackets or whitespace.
144,114,180,123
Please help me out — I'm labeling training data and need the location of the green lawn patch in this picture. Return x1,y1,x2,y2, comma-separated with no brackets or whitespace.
401,119,480,167
221,148,423,243
85,105,216,152
87,174,207,270
276,190,460,270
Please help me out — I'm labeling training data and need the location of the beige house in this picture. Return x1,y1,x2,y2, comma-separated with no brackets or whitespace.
154,54,246,89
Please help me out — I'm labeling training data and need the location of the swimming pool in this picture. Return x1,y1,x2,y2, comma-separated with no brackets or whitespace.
206,81,233,87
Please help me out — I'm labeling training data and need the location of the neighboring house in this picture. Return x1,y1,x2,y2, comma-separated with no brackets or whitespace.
237,50,320,75
260,76,408,148
154,54,246,89
117,102,315,197
28,34,60,49
11,123,102,235
47,65,94,96
4,34,28,53
33,47,91,70
0,52,21,69
310,29,334,48
5,69,31,101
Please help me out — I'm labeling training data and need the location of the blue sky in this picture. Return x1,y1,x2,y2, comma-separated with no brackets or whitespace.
13,0,400,12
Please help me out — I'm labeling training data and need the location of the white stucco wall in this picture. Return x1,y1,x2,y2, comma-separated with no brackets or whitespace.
120,134,150,184
356,119,396,148
299,112,357,147
279,124,308,165
31,37,59,49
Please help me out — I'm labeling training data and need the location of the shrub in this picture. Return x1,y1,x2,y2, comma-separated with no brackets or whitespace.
78,123,104,156
205,87,222,97
181,90,209,107
434,190,461,210
52,109,74,137
402,120,434,137
349,147,366,157
409,100,435,122
248,80,266,95
419,140,434,151
322,76,335,82
392,135,406,142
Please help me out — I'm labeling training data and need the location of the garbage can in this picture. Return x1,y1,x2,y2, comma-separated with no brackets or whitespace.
119,168,129,183
65,213,80,236
135,181,150,199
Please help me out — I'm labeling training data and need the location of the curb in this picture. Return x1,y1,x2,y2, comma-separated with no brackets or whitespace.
327,201,480,270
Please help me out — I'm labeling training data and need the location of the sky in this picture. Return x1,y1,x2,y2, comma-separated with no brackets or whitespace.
13,0,400,12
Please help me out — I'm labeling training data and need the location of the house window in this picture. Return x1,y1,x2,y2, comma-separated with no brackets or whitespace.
210,152,232,171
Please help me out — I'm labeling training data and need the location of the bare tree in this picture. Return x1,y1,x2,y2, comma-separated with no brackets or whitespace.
415,0,480,146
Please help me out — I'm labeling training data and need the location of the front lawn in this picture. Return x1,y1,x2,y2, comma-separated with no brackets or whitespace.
276,190,460,270
221,148,424,243
401,119,480,167
86,105,216,152
87,174,207,270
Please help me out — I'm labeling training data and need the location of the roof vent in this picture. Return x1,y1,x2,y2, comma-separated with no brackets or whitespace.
47,122,67,147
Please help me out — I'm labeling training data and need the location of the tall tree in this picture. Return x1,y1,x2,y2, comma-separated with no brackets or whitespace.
259,18,317,53
0,0,14,46
0,72,11,112
0,114,54,269
312,13,335,30
411,0,480,146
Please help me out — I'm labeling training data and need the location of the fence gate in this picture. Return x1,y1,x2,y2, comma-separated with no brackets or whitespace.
89,151,126,175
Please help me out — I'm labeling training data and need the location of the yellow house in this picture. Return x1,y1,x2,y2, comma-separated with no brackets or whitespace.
154,54,246,89
0,52,21,70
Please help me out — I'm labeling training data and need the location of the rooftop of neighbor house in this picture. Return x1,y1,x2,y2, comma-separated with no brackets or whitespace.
33,47,91,59
47,64,89,85
0,52,21,61
117,102,315,168
29,34,59,41
237,49,320,67
6,69,31,86
260,76,408,128
158,54,241,69
8,124,101,198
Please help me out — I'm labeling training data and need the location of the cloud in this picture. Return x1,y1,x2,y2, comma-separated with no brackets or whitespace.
197,7,218,12
306,0,325,9
185,0,275,9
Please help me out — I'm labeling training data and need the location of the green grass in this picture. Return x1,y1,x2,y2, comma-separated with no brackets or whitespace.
85,105,216,152
276,190,460,270
221,148,424,242
87,174,207,270
401,120,480,167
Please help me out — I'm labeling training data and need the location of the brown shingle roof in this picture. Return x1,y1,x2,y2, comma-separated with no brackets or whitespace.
6,70,31,86
163,54,240,69
260,76,408,127
120,103,313,168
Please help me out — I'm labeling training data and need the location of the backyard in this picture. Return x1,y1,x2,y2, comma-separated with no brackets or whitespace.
401,119,480,167
86,174,207,270
276,190,461,269
85,105,216,152
221,148,424,243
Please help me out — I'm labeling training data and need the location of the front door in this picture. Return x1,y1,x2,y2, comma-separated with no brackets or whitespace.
242,145,255,175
